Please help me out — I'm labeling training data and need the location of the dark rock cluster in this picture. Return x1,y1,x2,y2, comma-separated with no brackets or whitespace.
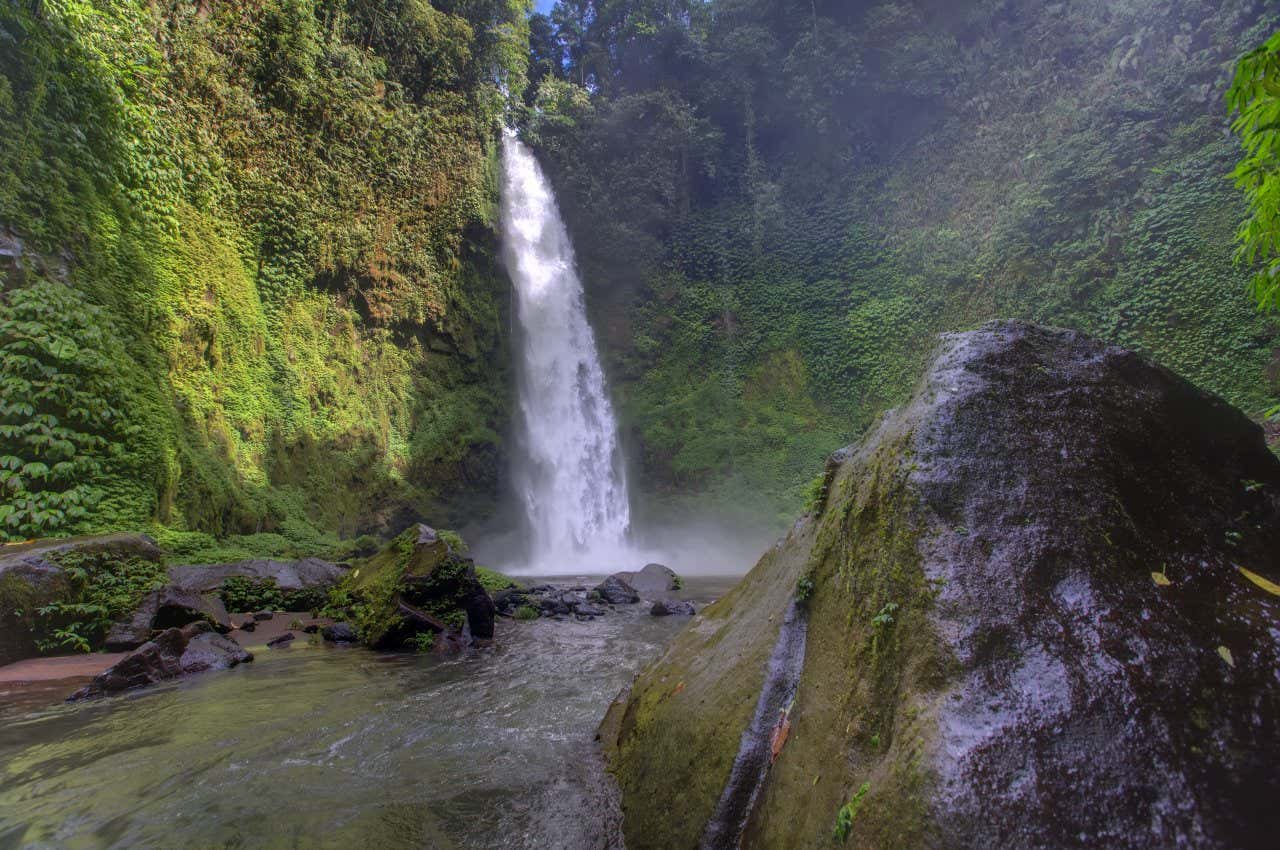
70,621,252,700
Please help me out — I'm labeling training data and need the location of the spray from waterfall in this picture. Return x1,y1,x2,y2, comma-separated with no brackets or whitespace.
499,131,635,572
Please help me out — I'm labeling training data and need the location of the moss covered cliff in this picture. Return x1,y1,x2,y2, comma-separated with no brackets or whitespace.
527,0,1280,525
0,0,530,546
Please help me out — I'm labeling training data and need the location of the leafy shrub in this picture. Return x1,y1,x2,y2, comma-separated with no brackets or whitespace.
514,604,540,621
31,551,167,653
219,576,284,613
475,566,517,592
0,280,131,540
832,782,871,842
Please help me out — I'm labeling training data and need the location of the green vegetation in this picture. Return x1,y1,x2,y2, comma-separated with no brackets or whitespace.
326,524,479,646
514,604,540,620
32,549,167,653
1230,29,1280,314
220,576,285,613
833,782,871,843
0,0,530,544
475,565,519,591
526,0,1280,525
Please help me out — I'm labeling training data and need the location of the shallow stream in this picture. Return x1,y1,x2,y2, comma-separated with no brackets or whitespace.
0,577,737,850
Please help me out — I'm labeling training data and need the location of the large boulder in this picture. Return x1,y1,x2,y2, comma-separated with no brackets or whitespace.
613,563,680,596
0,534,163,665
103,586,231,651
347,525,494,649
600,322,1280,850
70,621,252,700
168,557,347,593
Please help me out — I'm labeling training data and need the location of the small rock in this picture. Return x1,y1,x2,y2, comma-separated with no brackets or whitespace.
302,623,319,634
267,632,296,648
594,575,640,605
574,602,606,617
651,599,696,617
322,622,358,643
238,620,257,632
540,596,573,616
252,611,274,622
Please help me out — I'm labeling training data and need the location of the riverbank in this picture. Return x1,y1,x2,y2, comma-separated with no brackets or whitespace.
0,611,327,709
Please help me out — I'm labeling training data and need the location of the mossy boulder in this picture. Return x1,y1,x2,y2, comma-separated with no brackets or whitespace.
344,525,494,650
601,321,1280,849
0,534,164,664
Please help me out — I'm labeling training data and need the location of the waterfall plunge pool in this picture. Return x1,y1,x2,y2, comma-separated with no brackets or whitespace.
0,576,740,850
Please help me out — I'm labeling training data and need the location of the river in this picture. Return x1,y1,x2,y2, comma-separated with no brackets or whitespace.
0,577,738,850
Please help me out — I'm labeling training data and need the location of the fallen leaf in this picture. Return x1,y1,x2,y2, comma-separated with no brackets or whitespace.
1151,571,1171,587
770,713,791,763
672,681,685,696
1237,565,1280,597
1217,646,1234,668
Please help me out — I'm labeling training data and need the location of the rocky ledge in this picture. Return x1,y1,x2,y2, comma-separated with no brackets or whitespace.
600,321,1280,850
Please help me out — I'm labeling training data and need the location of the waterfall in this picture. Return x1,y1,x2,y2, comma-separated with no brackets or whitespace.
499,131,633,571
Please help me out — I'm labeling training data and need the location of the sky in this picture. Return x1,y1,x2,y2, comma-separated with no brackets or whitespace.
534,0,555,13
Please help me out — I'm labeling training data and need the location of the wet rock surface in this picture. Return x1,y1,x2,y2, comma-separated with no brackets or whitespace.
649,599,696,617
71,622,252,700
322,622,358,643
492,582,658,621
594,575,640,605
603,322,1280,850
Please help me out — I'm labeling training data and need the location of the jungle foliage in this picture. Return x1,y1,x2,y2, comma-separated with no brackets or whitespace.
523,0,1280,523
0,0,530,543
1230,28,1280,314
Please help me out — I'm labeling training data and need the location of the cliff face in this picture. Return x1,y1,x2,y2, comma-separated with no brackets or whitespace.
0,1,530,548
601,321,1280,849
530,0,1280,524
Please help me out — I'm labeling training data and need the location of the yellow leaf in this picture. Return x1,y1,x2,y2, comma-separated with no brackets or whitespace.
1217,646,1234,668
1151,571,1171,587
1237,565,1280,596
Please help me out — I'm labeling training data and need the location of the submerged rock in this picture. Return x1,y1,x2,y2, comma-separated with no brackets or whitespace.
71,622,252,700
594,575,640,605
601,322,1280,850
103,586,232,651
266,632,295,648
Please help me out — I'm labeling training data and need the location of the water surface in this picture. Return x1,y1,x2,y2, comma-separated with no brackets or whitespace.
0,577,738,850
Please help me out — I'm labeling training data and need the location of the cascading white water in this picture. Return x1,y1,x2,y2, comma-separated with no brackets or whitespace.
499,131,633,571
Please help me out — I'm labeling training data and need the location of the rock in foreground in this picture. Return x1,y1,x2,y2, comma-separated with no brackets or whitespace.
601,322,1280,850
71,622,252,700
